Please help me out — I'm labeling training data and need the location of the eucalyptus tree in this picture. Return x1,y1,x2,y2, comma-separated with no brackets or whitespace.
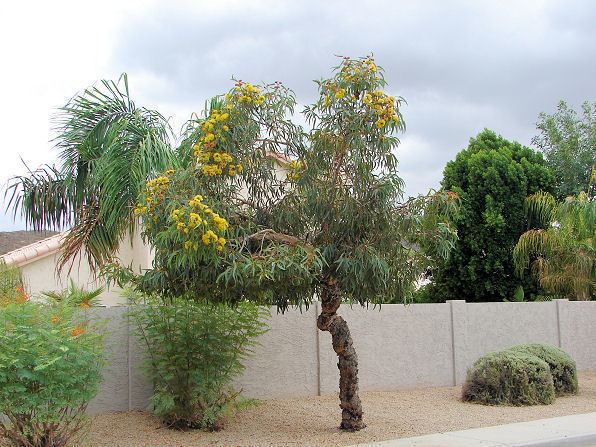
533,100,596,200
129,57,458,430
514,190,595,301
7,75,175,271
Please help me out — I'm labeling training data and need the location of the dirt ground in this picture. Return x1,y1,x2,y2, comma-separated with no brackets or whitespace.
86,371,596,447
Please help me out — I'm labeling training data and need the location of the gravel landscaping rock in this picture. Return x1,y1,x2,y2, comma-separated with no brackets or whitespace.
85,371,596,447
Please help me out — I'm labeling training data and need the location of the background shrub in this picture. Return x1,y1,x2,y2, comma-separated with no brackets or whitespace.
0,263,28,307
128,294,268,430
508,344,578,395
462,350,555,405
0,302,104,447
432,129,554,302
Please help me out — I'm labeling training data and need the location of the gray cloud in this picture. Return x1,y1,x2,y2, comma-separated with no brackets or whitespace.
3,0,595,229
109,0,595,193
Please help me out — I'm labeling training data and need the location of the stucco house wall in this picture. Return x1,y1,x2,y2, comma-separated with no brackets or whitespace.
1,230,151,306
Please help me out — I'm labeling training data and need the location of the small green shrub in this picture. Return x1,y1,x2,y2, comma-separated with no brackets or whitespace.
128,293,268,431
462,350,555,406
508,344,578,395
0,302,104,446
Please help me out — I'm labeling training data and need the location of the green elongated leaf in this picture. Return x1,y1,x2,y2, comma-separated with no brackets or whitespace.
33,355,63,371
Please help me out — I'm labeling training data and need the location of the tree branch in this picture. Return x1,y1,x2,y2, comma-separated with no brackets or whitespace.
247,229,315,255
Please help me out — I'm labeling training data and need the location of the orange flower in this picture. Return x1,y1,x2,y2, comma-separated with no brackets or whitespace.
71,326,86,337
51,315,61,324
15,286,29,303
79,302,91,308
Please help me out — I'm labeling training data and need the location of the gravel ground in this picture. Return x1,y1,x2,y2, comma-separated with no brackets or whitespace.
86,371,596,447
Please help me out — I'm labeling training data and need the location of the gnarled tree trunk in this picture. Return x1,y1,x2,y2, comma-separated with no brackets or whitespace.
317,276,365,431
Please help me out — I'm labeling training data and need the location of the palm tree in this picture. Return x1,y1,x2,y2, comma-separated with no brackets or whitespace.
6,75,176,272
513,190,595,300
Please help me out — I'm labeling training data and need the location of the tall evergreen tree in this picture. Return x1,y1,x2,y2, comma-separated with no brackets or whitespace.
432,129,554,302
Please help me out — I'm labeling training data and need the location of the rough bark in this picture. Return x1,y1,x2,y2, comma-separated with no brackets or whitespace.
317,276,365,431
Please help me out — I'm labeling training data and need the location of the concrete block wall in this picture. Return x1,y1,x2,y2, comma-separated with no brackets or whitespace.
558,300,596,370
318,303,454,394
89,299,596,413
234,306,319,398
450,301,560,384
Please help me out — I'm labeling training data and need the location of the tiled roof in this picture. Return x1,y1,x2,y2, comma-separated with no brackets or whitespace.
0,232,65,267
0,231,59,256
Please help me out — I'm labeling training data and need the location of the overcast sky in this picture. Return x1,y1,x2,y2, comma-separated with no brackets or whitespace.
1,0,594,230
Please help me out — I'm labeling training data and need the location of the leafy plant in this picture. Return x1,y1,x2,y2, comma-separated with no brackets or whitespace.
0,263,28,307
127,292,268,430
507,344,578,395
504,285,525,303
0,302,104,446
513,191,595,300
432,129,554,302
42,279,104,308
462,350,555,406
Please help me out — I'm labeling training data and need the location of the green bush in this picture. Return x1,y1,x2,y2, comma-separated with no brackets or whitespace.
0,302,104,446
508,344,578,395
0,263,28,307
411,283,443,303
462,350,555,405
128,294,268,430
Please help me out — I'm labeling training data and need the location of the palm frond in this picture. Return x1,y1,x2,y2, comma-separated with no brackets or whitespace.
514,191,595,300
524,191,556,228
7,74,177,271
5,164,73,231
42,278,103,307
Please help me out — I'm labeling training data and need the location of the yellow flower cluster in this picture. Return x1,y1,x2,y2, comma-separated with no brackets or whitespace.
202,230,225,250
170,194,228,251
323,82,344,106
193,109,243,177
321,57,378,106
227,82,265,106
340,56,378,83
212,214,229,232
319,57,400,130
362,91,400,129
287,159,305,182
135,169,175,216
